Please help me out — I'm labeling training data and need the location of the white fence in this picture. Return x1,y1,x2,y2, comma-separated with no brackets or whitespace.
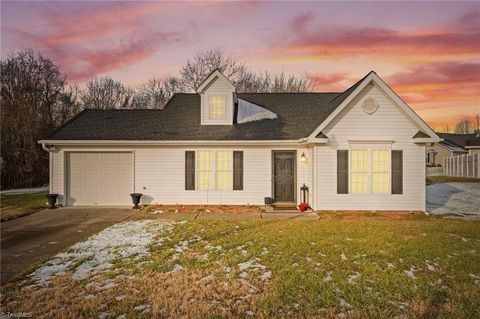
444,154,479,178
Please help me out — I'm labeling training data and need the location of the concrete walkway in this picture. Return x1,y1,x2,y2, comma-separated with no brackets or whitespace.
133,210,319,221
1,207,132,285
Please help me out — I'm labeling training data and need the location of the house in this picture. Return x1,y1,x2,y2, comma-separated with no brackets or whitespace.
39,70,440,211
426,133,480,166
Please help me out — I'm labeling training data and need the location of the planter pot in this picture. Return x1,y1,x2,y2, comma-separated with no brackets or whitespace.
46,193,58,209
264,197,273,205
130,193,143,209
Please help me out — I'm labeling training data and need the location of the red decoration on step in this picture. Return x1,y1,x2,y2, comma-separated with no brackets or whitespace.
298,202,311,212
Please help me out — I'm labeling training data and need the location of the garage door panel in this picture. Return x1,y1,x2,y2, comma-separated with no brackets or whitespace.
67,152,133,206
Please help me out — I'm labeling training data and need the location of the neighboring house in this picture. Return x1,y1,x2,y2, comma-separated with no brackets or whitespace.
39,70,440,211
426,133,480,166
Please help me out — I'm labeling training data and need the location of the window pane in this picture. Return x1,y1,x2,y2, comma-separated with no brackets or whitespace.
197,151,213,190
209,96,226,119
215,151,232,190
372,149,389,193
350,149,368,193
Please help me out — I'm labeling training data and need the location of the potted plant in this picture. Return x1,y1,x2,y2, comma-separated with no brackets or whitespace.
46,193,58,209
130,193,143,209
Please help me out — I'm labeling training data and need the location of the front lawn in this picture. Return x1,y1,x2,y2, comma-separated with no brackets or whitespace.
426,176,480,184
2,214,479,318
0,191,48,221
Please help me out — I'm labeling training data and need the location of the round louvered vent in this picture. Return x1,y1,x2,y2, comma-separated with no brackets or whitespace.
362,97,379,115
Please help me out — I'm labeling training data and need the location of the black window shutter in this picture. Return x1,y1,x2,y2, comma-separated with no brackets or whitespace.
337,150,348,194
185,151,195,190
392,150,403,194
233,151,243,190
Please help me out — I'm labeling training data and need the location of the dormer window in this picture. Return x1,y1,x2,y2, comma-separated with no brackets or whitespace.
208,96,226,119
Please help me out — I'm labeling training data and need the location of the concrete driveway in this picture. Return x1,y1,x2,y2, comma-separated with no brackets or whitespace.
426,182,480,218
1,207,133,285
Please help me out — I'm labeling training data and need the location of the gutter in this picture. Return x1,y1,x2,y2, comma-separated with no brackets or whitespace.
38,139,311,146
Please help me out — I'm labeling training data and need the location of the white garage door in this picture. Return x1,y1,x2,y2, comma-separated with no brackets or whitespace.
67,152,133,206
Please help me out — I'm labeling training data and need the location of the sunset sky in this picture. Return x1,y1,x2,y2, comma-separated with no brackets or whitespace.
1,1,479,131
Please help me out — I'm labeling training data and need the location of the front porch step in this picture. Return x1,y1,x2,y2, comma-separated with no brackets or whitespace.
270,203,298,212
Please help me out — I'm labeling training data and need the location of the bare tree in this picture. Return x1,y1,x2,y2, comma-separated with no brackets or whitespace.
243,71,316,93
179,49,252,92
1,50,72,188
132,76,182,109
81,77,134,109
454,118,473,134
177,49,316,93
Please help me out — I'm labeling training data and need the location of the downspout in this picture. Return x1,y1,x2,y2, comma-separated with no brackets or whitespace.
41,143,55,194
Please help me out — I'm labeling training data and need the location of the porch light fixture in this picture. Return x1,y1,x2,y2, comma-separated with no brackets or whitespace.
300,152,307,163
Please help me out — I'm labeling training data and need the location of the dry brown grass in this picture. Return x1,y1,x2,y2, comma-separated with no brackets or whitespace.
426,176,480,184
2,267,269,319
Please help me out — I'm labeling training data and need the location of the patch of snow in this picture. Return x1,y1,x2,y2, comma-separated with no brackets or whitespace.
340,253,348,261
117,315,126,319
387,262,395,269
134,304,150,311
259,271,271,280
29,221,174,286
293,303,300,309
237,99,277,124
403,266,417,280
115,295,126,301
171,264,183,273
292,263,299,267
347,272,361,284
318,252,326,257
239,272,248,279
238,259,266,271
225,266,232,273
426,263,436,272
245,310,254,316
427,183,480,218
84,294,95,300
98,312,109,319
339,298,352,308
323,271,333,282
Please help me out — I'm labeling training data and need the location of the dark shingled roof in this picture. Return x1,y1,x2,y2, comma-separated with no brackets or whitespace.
44,73,373,141
437,133,480,149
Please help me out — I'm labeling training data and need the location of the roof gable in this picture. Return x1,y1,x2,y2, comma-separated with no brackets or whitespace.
307,72,441,143
196,69,235,93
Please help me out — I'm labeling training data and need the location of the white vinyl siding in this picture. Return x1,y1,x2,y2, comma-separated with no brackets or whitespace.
200,77,234,125
50,145,311,206
208,96,226,119
197,151,214,190
314,83,426,211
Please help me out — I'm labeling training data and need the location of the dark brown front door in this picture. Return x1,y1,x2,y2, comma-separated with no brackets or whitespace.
273,151,296,202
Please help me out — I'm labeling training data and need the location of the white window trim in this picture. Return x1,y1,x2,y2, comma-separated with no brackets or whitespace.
195,150,234,191
348,147,391,194
207,95,227,120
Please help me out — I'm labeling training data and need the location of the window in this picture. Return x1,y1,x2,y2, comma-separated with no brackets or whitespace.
215,151,233,190
196,150,232,190
371,149,389,193
197,151,213,190
350,149,369,193
350,148,390,194
208,96,226,119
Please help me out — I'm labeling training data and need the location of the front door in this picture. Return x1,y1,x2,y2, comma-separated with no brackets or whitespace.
272,151,296,202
